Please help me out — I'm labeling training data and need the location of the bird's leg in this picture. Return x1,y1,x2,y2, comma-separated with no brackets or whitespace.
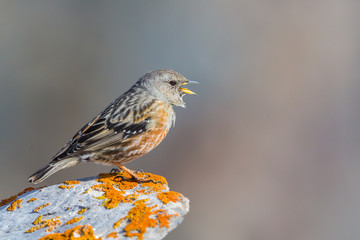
113,163,148,183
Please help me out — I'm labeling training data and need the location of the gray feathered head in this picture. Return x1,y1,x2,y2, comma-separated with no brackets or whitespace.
139,69,197,107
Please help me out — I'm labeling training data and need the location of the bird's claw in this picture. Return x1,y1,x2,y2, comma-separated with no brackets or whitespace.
110,168,120,174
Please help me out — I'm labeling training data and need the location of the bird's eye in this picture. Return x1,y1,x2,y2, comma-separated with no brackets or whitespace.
169,80,177,86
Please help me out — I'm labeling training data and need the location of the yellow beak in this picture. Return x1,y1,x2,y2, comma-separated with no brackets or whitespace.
180,80,198,95
180,87,196,95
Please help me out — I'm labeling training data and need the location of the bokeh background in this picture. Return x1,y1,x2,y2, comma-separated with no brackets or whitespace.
1,1,360,239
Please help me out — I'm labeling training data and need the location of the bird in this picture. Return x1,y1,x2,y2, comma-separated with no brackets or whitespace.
28,69,197,184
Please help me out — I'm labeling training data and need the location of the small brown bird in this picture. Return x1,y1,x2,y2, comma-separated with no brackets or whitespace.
29,69,197,184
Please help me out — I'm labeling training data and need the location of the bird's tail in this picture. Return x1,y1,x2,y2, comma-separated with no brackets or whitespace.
28,157,79,184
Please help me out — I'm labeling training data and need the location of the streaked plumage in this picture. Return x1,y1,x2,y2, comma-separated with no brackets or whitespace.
29,69,197,184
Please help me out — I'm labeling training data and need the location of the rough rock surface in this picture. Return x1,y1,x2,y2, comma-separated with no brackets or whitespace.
0,172,189,240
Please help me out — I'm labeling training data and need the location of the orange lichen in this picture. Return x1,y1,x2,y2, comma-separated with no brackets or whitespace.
138,172,168,192
136,189,147,194
90,176,141,209
33,202,50,212
38,225,101,240
157,191,183,204
26,216,61,233
0,195,17,208
19,187,39,195
0,187,38,208
97,172,167,192
46,217,62,232
91,183,126,209
84,172,178,238
7,199,22,211
77,208,87,214
155,210,178,228
27,198,38,203
64,180,81,185
114,201,157,240
59,180,80,190
90,172,168,210
114,200,178,240
97,172,139,190
59,185,74,189
107,232,118,238
135,199,149,204
113,219,122,229
64,216,84,225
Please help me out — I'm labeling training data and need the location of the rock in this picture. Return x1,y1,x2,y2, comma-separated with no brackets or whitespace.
0,172,189,240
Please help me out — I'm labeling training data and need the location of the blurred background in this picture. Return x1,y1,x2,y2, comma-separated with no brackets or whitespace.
1,1,360,239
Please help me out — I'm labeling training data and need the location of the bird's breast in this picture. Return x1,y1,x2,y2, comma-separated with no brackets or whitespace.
119,102,174,160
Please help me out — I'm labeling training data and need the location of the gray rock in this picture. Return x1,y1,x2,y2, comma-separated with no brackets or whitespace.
0,172,189,239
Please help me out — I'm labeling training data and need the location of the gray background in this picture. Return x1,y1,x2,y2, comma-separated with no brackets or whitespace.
1,1,360,239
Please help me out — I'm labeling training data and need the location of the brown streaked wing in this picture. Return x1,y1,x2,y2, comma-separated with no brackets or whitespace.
51,113,107,160
52,99,158,160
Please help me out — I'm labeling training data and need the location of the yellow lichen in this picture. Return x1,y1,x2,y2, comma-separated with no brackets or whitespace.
27,198,38,203
26,216,61,233
33,202,50,212
38,225,101,240
64,216,84,225
33,215,44,225
107,232,118,238
157,191,183,204
26,224,47,233
7,199,22,211
77,208,87,214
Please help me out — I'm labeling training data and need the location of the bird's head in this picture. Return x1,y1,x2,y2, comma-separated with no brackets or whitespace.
140,69,198,107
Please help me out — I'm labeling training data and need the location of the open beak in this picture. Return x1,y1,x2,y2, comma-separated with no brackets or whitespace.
180,80,199,95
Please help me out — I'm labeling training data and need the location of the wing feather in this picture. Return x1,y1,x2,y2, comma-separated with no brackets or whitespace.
52,97,157,161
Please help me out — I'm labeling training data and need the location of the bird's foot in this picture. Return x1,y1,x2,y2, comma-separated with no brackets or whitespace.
110,168,120,174
113,172,150,183
130,174,152,183
112,163,162,184
112,163,151,183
